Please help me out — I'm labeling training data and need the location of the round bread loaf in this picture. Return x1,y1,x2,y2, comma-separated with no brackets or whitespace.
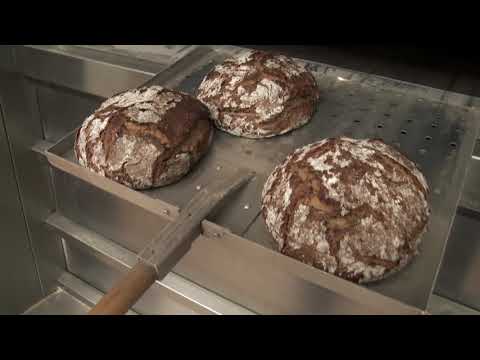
196,50,320,139
261,137,430,283
74,86,213,190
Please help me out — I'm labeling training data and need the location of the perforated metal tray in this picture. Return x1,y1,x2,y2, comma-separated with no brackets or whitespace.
46,45,480,312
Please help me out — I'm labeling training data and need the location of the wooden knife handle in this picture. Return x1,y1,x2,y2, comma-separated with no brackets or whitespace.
88,262,157,315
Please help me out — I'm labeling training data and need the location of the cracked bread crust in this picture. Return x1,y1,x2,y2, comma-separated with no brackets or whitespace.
196,50,320,139
74,86,213,190
261,137,430,283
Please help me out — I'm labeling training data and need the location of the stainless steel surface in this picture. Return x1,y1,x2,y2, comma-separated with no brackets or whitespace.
187,224,423,314
435,208,480,310
16,46,202,98
24,288,90,315
434,140,480,311
24,273,135,315
0,71,68,296
36,83,101,143
46,213,254,315
141,46,216,89
54,167,175,250
0,46,15,72
43,46,479,313
459,143,480,212
16,46,156,98
0,101,43,314
21,248,478,315
49,131,263,234
427,294,479,315
52,169,421,314
139,169,253,276
58,272,137,315
77,45,196,65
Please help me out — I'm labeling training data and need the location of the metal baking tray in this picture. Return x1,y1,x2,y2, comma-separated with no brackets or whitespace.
45,45,480,312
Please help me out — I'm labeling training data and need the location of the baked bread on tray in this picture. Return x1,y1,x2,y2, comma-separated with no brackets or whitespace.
261,137,430,283
74,86,213,190
196,50,320,139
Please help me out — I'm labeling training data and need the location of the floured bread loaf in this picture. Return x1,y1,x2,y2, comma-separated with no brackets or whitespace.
196,50,320,139
74,86,213,190
261,137,430,283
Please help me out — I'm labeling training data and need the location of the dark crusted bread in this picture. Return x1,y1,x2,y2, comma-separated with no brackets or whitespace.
261,137,430,283
74,86,213,190
196,50,320,139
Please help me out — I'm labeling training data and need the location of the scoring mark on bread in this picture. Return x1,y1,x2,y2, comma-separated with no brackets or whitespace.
261,137,430,283
196,50,320,139
75,86,213,190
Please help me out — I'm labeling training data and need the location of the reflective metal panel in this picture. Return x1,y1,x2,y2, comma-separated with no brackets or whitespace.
77,45,196,66
0,71,66,296
0,46,15,72
435,144,480,311
436,207,480,310
459,145,480,213
54,168,171,254
16,46,155,98
23,289,89,315
57,272,138,315
0,102,43,314
36,82,102,143
427,294,479,315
